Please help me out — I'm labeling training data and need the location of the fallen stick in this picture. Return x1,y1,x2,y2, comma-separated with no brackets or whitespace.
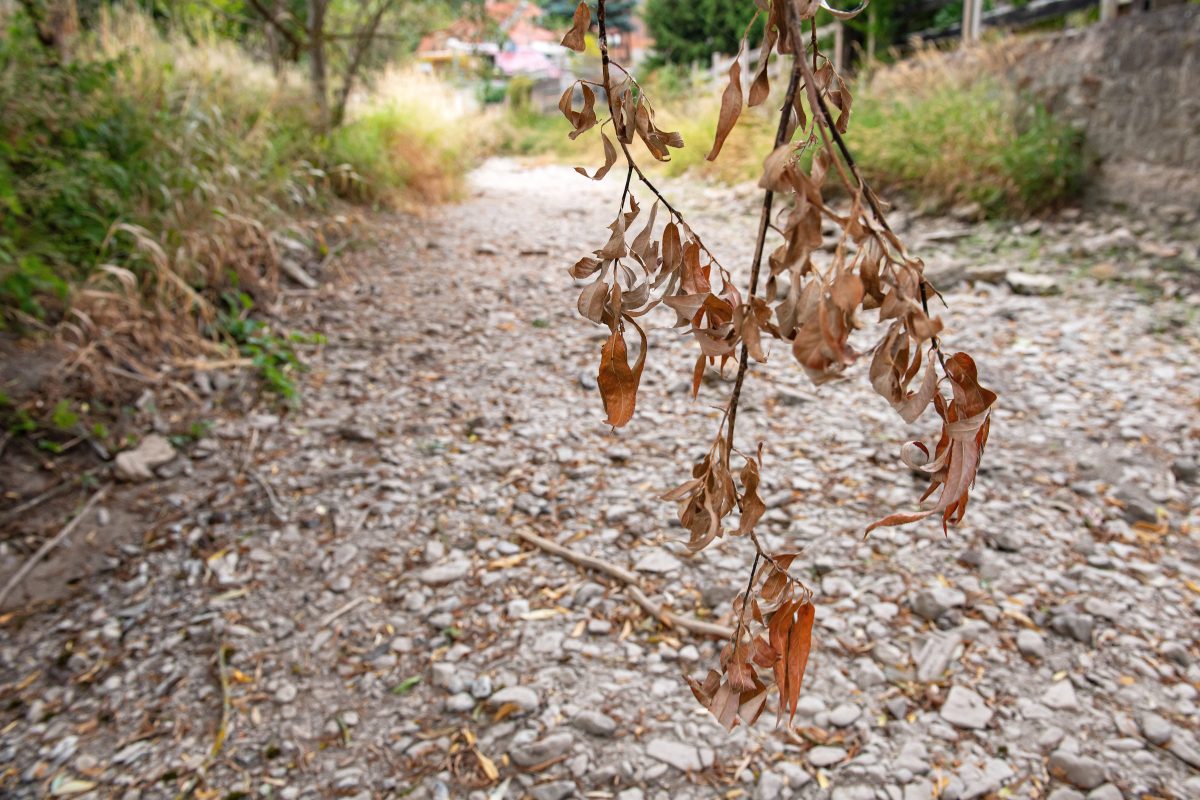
0,483,112,607
514,528,734,639
0,479,74,528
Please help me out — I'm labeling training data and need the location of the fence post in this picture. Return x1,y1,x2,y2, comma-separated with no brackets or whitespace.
834,19,845,72
1100,0,1118,21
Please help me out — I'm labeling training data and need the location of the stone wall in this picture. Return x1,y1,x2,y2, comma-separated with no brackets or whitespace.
1011,6,1200,209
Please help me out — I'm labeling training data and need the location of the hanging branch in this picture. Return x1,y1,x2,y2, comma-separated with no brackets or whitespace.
558,0,997,730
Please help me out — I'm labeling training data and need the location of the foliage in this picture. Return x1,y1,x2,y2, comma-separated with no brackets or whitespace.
217,291,324,402
558,0,997,728
0,10,317,328
326,68,486,206
849,49,1086,215
0,7,477,412
643,0,764,66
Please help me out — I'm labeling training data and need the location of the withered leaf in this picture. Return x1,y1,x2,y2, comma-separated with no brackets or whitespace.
707,56,744,161
596,317,647,427
575,131,617,181
736,451,766,536
560,1,590,52
784,600,815,725
577,278,608,324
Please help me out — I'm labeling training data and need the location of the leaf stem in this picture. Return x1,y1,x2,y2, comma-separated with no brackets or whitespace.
724,14,806,455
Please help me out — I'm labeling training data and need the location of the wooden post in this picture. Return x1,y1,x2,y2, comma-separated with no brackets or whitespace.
1100,0,1118,21
971,0,983,41
962,0,975,44
834,19,845,73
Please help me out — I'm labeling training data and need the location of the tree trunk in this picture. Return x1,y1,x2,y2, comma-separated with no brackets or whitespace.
308,0,330,131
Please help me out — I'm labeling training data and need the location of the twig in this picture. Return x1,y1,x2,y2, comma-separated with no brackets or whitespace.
176,642,234,799
0,483,111,607
595,4,730,276
724,32,806,453
514,528,733,639
318,596,368,628
794,34,949,363
248,468,288,522
0,479,74,528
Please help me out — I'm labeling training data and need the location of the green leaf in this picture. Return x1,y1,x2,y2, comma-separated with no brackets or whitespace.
391,676,422,695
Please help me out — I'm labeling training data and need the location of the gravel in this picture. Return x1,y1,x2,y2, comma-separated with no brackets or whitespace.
2,160,1198,799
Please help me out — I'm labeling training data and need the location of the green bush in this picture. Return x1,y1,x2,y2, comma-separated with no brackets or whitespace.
848,74,1085,216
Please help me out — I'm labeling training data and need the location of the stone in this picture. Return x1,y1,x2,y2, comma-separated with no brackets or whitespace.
510,733,574,767
986,530,1022,552
1113,487,1158,524
915,631,962,682
851,658,886,688
940,686,993,729
275,682,298,703
1138,712,1172,745
911,587,966,621
1048,750,1106,790
572,710,616,737
1051,612,1095,644
487,686,540,712
1087,785,1123,800
114,434,176,482
431,663,465,693
1171,458,1198,483
634,549,682,574
807,746,847,767
1042,680,1079,710
1017,629,1047,659
530,781,576,800
1006,271,1060,295
757,769,788,800
645,739,703,772
616,790,644,800
445,692,475,712
1166,736,1200,769
829,703,862,727
777,761,811,788
419,561,470,586
468,675,493,699
904,781,933,800
1047,791,1085,800
578,369,598,390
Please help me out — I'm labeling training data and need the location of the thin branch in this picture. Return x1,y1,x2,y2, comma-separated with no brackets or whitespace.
244,0,305,50
0,483,111,607
515,528,733,639
595,4,729,276
724,38,806,453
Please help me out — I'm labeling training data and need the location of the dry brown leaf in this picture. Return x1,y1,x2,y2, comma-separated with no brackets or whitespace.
560,1,590,52
596,317,647,427
707,56,744,161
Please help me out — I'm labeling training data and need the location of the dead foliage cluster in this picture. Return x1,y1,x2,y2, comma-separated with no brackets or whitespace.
559,0,997,729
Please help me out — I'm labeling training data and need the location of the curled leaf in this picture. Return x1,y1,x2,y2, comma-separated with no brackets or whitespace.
560,1,590,52
707,55,744,161
596,317,647,427
575,131,618,181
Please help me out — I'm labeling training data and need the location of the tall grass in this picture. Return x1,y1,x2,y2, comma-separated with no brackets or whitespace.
328,68,484,207
0,8,478,406
848,43,1085,215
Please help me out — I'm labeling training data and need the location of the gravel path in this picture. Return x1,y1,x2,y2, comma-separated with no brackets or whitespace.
2,159,1199,800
